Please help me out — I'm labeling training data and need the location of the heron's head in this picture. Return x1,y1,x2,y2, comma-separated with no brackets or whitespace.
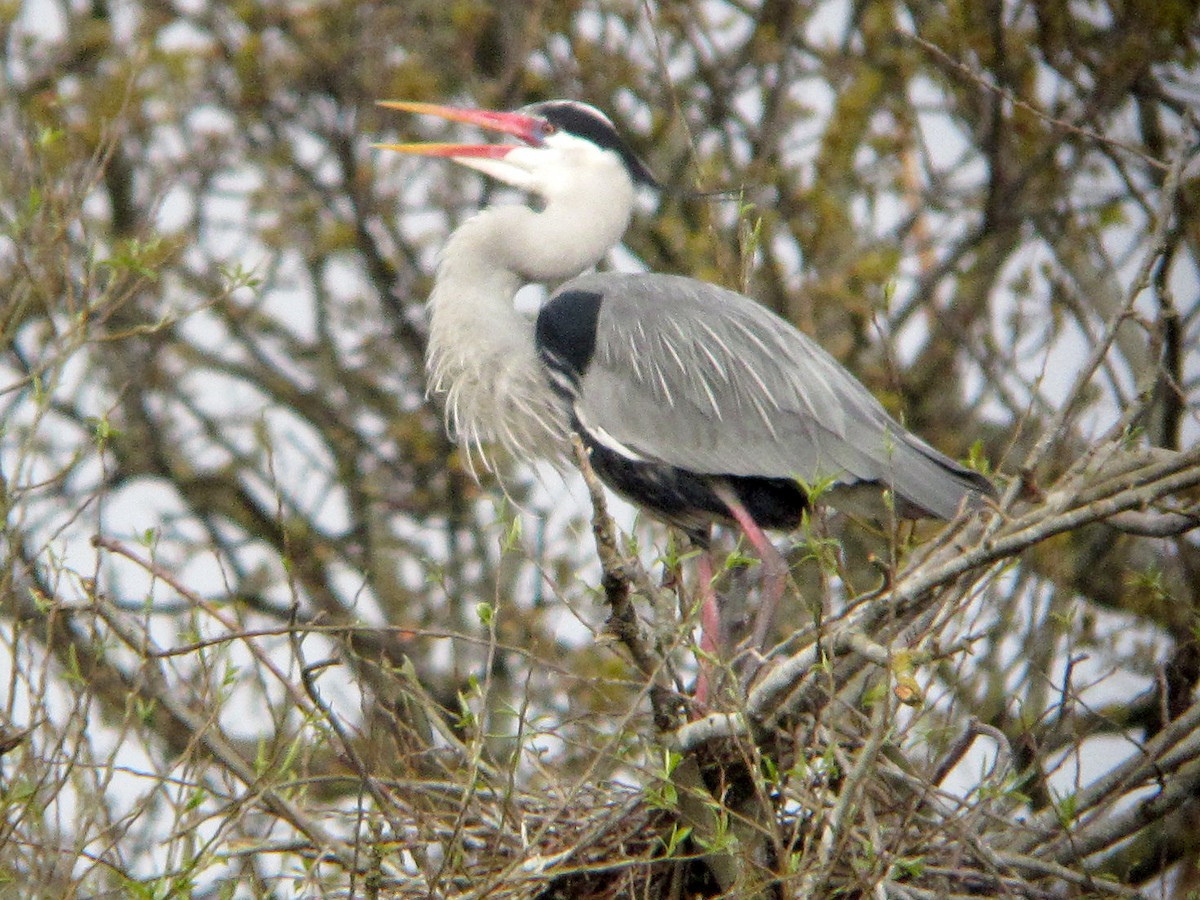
375,99,658,201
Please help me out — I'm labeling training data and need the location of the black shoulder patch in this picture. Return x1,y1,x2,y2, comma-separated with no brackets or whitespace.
535,289,605,389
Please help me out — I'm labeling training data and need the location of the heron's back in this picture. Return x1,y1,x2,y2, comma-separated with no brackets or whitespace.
536,271,994,521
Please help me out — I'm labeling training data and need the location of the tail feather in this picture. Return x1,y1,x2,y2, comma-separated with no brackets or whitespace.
891,436,997,520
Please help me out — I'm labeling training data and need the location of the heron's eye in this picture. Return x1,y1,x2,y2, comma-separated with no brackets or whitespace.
538,121,558,138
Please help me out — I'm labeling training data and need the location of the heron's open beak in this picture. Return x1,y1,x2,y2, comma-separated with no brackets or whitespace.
374,100,547,160
374,100,553,190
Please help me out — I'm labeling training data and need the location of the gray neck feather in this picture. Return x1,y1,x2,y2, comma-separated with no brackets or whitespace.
424,164,635,471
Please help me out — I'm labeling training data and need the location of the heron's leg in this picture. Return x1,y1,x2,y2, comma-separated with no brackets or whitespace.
692,548,720,705
696,550,721,655
710,483,788,657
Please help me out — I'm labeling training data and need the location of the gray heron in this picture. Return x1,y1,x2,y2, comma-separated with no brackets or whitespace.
377,99,995,683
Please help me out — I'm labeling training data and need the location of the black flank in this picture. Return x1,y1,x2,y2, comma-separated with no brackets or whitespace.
580,431,809,546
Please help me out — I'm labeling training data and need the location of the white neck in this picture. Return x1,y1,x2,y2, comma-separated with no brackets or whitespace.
425,167,634,469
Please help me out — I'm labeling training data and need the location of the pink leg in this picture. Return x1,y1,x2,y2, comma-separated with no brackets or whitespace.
696,550,721,656
711,483,788,656
692,550,720,705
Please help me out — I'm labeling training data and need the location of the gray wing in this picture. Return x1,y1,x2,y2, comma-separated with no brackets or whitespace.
562,271,990,519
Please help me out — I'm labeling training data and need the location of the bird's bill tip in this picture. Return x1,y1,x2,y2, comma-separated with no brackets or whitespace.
376,99,545,145
375,99,451,115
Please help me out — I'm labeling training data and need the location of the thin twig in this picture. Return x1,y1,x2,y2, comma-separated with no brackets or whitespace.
571,434,680,730
91,534,316,714
1017,125,1189,477
907,35,1170,171
88,595,364,872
